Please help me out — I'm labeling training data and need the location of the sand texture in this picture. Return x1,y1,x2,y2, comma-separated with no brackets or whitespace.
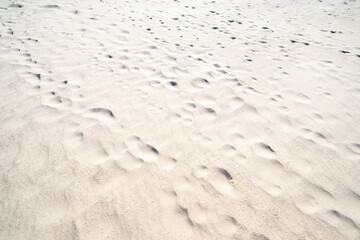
1,0,360,239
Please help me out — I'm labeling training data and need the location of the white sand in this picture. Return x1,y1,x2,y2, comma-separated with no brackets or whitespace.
1,0,360,239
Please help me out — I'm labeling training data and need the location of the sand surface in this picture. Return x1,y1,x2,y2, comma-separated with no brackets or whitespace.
1,0,360,239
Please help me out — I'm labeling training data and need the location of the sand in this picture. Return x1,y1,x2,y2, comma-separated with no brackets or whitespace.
0,0,360,239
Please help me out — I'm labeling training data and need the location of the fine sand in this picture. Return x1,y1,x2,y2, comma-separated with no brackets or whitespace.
1,0,360,239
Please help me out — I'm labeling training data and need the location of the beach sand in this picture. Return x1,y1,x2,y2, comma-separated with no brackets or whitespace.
0,0,360,239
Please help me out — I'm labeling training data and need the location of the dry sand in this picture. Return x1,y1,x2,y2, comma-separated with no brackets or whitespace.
1,0,360,239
